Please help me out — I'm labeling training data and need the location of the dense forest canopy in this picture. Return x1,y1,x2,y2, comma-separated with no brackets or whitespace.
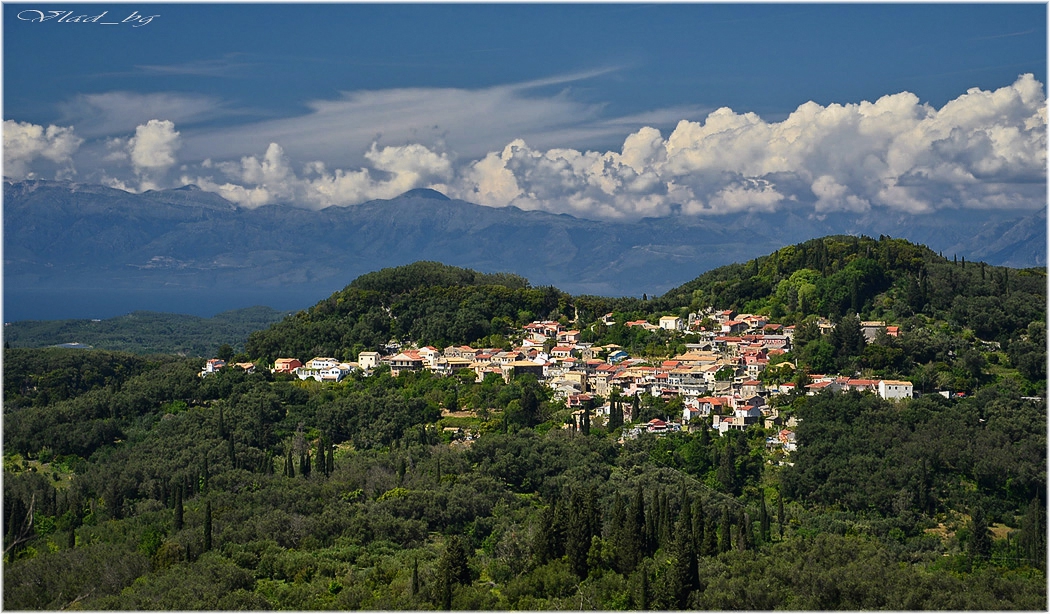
3,237,1046,610
4,307,291,356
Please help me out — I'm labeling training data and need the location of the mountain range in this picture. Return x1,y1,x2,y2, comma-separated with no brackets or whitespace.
4,179,1045,321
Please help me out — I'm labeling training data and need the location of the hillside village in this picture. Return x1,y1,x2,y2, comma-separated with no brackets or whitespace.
204,308,914,448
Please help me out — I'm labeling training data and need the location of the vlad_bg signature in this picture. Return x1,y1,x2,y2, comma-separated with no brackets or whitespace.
16,9,158,27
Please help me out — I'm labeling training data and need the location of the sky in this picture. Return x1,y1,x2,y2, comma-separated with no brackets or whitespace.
4,3,1047,221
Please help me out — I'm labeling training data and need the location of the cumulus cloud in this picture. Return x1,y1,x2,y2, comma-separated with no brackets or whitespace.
3,120,83,179
122,119,181,190
181,141,452,208
10,74,1044,219
443,73,1046,217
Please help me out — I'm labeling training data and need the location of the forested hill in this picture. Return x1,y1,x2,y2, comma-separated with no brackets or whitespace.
3,306,291,356
245,262,576,363
653,234,1046,342
244,237,1045,366
3,238,1046,610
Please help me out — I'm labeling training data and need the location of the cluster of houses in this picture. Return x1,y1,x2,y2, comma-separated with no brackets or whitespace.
200,358,255,376
244,310,912,447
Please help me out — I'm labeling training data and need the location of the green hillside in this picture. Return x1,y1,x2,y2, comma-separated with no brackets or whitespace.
245,261,572,362
3,238,1045,610
4,306,291,356
654,235,1045,341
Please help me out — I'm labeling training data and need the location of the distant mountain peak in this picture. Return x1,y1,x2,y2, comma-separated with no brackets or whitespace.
399,188,451,201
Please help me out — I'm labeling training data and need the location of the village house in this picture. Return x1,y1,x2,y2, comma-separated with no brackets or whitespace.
201,358,225,376
357,352,380,370
659,315,683,331
272,358,302,374
878,379,914,400
557,329,582,344
721,320,749,334
860,321,887,343
549,345,575,359
431,356,474,377
296,359,355,382
501,360,546,382
389,350,425,377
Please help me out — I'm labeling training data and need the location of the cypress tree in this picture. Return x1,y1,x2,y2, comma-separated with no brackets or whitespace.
659,490,672,549
717,445,735,494
638,565,650,610
326,440,335,475
968,506,992,562
6,497,25,547
703,512,718,557
608,396,623,430
631,394,640,422
691,500,705,556
624,485,646,572
1019,497,1046,570
411,557,419,596
777,489,785,539
610,493,631,573
227,436,236,469
740,511,755,551
315,440,326,477
719,507,733,553
203,501,212,551
759,495,770,544
645,496,658,556
566,490,592,579
174,485,184,531
670,512,698,609
439,535,470,610
201,456,209,493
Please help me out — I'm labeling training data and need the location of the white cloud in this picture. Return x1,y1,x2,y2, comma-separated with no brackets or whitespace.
121,119,182,191
57,91,224,137
182,141,453,208
445,73,1047,218
9,74,1045,219
129,120,181,173
179,70,662,168
2,120,83,179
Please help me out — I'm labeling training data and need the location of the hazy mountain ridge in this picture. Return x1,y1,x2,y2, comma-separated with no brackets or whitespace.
4,180,1044,320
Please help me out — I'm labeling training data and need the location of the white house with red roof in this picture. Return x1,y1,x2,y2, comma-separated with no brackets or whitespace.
389,350,424,376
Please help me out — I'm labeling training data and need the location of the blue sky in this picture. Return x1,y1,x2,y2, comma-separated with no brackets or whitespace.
4,3,1047,220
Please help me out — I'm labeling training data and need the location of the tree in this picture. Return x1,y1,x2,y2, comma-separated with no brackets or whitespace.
669,512,698,608
968,506,992,563
566,488,598,579
216,344,235,362
719,507,733,553
608,391,624,430
438,535,471,609
174,485,184,531
777,490,785,540
315,439,326,477
759,495,771,544
203,501,212,551
1019,497,1046,571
